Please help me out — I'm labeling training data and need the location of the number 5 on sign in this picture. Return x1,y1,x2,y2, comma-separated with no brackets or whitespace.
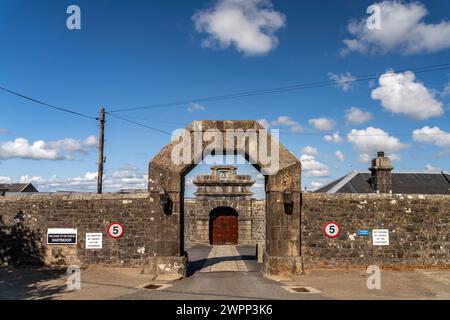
107,222,125,239
324,222,340,238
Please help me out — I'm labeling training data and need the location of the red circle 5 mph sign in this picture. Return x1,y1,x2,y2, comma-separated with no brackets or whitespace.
107,222,124,239
324,222,340,238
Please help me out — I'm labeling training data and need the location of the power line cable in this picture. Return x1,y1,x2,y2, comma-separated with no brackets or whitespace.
119,114,186,126
0,85,98,120
109,63,450,113
106,112,172,135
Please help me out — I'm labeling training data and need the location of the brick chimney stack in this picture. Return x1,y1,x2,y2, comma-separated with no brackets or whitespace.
369,151,393,194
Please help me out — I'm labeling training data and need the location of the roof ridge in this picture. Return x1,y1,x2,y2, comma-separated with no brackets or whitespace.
393,171,449,174
328,170,359,194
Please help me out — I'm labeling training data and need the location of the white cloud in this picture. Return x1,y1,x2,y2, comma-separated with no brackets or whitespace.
424,164,442,173
0,176,12,183
309,117,335,131
0,135,98,160
300,154,329,177
269,116,303,133
0,138,60,160
335,150,345,162
413,126,450,148
193,0,286,56
187,103,206,112
328,72,356,91
17,165,148,192
347,127,408,162
257,118,270,129
301,146,318,156
323,131,343,143
371,71,444,120
309,181,324,191
443,82,450,96
342,1,450,55
47,136,98,154
345,107,373,125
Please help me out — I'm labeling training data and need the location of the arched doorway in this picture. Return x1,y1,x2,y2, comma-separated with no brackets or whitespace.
209,207,238,245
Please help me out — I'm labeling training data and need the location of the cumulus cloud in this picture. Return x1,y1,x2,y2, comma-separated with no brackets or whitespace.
300,154,329,177
341,1,450,55
301,146,318,156
309,117,335,131
328,72,356,91
17,165,147,192
47,136,98,154
345,107,374,125
413,126,450,148
347,127,408,162
371,71,444,120
187,103,206,112
323,131,343,143
193,0,286,56
265,116,303,133
0,135,98,160
0,176,12,183
335,150,345,162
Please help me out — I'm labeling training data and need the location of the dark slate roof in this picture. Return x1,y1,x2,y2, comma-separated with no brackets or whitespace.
0,183,38,193
315,171,450,195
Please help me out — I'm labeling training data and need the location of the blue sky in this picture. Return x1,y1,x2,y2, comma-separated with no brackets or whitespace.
0,0,449,197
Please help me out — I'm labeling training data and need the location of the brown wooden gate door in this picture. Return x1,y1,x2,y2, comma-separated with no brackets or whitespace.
212,214,238,245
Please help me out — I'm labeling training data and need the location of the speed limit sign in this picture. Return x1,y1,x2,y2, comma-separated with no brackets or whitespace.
324,222,340,238
107,222,124,239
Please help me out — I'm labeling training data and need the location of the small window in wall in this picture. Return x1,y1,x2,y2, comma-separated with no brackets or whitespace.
219,171,229,180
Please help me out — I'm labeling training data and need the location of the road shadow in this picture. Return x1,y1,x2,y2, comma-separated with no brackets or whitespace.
0,212,68,299
0,211,45,266
186,245,259,276
0,267,67,300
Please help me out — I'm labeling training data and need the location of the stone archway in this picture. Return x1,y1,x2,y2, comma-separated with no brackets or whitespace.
147,120,301,277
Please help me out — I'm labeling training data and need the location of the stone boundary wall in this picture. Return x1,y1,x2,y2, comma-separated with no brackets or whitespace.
301,193,450,268
1,192,449,270
0,193,158,268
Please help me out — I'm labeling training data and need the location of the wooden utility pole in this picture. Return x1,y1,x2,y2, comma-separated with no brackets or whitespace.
97,107,105,194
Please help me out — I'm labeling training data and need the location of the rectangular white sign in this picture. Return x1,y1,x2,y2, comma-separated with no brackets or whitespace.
47,228,77,244
372,229,389,246
86,233,103,249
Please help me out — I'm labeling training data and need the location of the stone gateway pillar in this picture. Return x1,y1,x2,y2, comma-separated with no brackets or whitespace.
147,120,302,277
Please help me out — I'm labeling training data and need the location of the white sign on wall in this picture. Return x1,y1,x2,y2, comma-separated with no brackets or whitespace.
85,233,103,249
372,229,389,246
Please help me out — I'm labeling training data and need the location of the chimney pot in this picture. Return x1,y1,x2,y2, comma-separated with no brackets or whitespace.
369,151,393,194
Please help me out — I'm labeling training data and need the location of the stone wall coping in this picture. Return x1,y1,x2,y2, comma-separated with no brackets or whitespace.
0,192,152,202
303,193,450,200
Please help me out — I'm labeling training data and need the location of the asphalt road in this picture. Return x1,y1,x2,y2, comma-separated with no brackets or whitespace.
1,245,449,300
116,245,320,300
